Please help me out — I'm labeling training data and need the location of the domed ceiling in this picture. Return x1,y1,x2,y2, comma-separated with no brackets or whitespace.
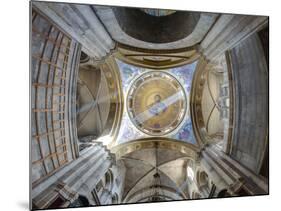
115,59,198,145
127,71,186,136
93,6,218,49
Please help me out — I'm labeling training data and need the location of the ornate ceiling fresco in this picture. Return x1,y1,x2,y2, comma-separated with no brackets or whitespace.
127,71,186,136
116,59,197,145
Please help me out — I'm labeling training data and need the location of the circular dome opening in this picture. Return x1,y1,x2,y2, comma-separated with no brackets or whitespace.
140,9,176,17
112,8,200,43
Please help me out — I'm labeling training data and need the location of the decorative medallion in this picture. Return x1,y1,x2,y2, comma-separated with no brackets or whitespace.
127,71,186,136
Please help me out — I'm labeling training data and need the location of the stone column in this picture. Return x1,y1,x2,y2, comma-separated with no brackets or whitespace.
99,189,112,204
32,142,116,208
201,145,268,196
32,1,115,60
200,157,229,195
200,14,268,61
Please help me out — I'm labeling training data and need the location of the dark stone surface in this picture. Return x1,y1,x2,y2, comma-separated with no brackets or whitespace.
112,8,200,43
229,32,268,173
258,26,269,69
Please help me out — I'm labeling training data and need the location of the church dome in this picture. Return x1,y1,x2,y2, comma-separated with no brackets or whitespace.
127,71,186,136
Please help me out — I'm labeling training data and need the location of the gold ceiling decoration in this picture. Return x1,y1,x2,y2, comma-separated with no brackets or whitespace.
111,137,200,160
114,43,200,70
189,58,208,146
100,56,124,148
127,71,186,136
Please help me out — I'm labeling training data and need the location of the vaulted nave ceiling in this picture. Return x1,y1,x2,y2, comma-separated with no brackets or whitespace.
111,138,199,202
31,2,268,208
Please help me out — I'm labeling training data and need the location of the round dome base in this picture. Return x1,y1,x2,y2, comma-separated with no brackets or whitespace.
127,71,186,136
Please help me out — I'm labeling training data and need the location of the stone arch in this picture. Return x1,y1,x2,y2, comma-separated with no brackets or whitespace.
112,193,119,204
104,169,114,191
217,189,231,198
111,137,200,160
112,8,200,44
125,185,184,203
69,195,90,208
195,170,211,197
192,191,201,199
196,170,209,188
186,159,196,180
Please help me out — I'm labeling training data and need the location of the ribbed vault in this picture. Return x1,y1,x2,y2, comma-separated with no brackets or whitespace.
112,138,199,203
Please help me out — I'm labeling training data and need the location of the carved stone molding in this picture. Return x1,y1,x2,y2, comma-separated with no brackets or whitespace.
111,137,200,160
100,56,124,148
114,42,200,69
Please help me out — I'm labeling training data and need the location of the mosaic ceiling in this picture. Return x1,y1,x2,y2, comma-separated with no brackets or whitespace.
127,71,186,136
116,59,197,145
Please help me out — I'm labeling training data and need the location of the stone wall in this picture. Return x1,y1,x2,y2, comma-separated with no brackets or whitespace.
228,32,268,174
32,1,115,60
32,143,118,209
31,9,80,185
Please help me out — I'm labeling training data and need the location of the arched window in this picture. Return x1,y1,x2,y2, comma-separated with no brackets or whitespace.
104,170,113,191
192,191,201,199
94,170,114,202
196,170,211,197
187,166,195,181
196,171,209,188
112,193,119,204
95,180,104,195
68,195,90,208
217,189,231,198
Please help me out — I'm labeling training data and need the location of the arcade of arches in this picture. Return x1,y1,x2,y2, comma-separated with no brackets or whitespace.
31,1,269,209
